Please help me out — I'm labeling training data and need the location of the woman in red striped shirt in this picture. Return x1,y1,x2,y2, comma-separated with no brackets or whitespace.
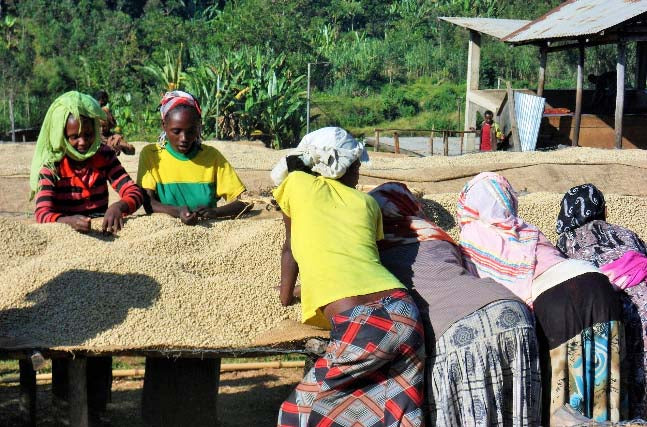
31,91,143,233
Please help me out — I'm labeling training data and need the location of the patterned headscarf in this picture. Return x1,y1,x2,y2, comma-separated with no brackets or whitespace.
158,90,202,147
270,127,369,186
30,91,106,199
457,172,540,304
556,183,606,234
369,182,455,249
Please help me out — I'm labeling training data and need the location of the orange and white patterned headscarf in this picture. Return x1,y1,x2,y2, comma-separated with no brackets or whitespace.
159,90,202,119
158,90,202,147
369,182,455,249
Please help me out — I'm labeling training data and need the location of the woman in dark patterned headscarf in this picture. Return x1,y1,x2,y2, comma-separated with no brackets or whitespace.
557,183,647,419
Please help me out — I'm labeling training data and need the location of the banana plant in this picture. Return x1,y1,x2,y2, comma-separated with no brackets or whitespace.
138,44,187,92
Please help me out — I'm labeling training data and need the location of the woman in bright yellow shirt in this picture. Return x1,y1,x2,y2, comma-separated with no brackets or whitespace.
272,127,425,427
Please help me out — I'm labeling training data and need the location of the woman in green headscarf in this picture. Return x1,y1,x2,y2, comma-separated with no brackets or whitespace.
31,91,143,233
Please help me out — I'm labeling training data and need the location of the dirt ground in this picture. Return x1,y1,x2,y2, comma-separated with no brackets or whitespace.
0,367,303,426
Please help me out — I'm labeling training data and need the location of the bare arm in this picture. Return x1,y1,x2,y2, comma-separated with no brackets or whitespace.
195,199,253,220
280,213,299,306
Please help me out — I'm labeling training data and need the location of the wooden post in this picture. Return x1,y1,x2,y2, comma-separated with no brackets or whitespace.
68,358,88,427
19,359,36,427
506,82,521,151
393,131,400,154
464,30,481,132
460,132,465,155
616,42,626,149
490,125,497,152
429,131,434,156
538,45,547,97
374,129,380,152
9,91,15,143
572,44,585,147
443,132,449,156
637,41,647,90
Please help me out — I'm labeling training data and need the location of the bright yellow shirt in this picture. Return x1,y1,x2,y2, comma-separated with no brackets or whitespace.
273,172,404,327
137,144,245,210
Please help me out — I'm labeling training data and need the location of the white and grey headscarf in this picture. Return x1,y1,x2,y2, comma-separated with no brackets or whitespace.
270,127,369,186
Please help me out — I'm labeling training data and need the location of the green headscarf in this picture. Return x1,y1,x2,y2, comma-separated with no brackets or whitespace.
29,91,107,199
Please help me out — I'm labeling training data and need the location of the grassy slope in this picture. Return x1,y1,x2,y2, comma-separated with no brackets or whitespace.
311,78,466,138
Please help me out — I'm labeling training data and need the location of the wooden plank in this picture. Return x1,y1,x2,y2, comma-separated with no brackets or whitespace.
464,30,481,131
374,130,380,152
506,82,521,151
142,358,220,427
538,46,547,97
572,45,585,147
443,132,449,156
68,358,88,427
467,31,481,91
393,131,400,154
490,125,497,152
616,42,626,149
19,359,36,426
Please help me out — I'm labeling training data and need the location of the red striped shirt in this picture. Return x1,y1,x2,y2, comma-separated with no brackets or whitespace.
35,145,143,223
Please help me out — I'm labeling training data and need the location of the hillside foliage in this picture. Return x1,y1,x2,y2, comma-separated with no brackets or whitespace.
0,0,633,146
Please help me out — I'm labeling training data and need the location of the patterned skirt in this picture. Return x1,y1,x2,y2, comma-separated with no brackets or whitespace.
277,290,425,427
533,272,625,424
621,283,647,419
427,300,542,427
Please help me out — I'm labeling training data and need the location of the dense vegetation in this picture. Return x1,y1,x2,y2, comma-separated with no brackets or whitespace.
0,0,633,147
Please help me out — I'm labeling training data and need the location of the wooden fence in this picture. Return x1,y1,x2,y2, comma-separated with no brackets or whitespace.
372,128,477,156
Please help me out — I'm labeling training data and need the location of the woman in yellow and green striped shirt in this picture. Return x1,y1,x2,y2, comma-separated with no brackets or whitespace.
137,91,250,225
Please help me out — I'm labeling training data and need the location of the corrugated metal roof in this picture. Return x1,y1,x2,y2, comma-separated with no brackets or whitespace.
503,0,647,44
439,17,531,40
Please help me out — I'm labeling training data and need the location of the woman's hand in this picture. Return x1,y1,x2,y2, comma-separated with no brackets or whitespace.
179,206,198,225
102,201,128,234
194,206,216,219
57,215,91,233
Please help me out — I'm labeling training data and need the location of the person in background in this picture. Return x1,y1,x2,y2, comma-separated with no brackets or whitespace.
32,91,143,233
137,90,251,226
557,183,647,420
370,182,541,426
93,90,135,155
273,127,425,427
29,91,144,425
477,110,503,152
457,172,625,425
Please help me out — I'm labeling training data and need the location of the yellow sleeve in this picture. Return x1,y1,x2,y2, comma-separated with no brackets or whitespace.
214,150,246,202
137,145,157,191
272,174,292,217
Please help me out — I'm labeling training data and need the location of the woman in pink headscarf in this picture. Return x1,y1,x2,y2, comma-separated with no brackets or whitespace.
457,172,625,425
370,182,541,427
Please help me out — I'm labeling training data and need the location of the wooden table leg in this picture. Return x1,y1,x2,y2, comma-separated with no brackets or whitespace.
19,359,36,426
68,358,88,427
143,357,221,427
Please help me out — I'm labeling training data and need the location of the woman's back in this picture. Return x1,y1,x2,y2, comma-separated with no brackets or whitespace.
274,171,403,325
380,239,518,337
